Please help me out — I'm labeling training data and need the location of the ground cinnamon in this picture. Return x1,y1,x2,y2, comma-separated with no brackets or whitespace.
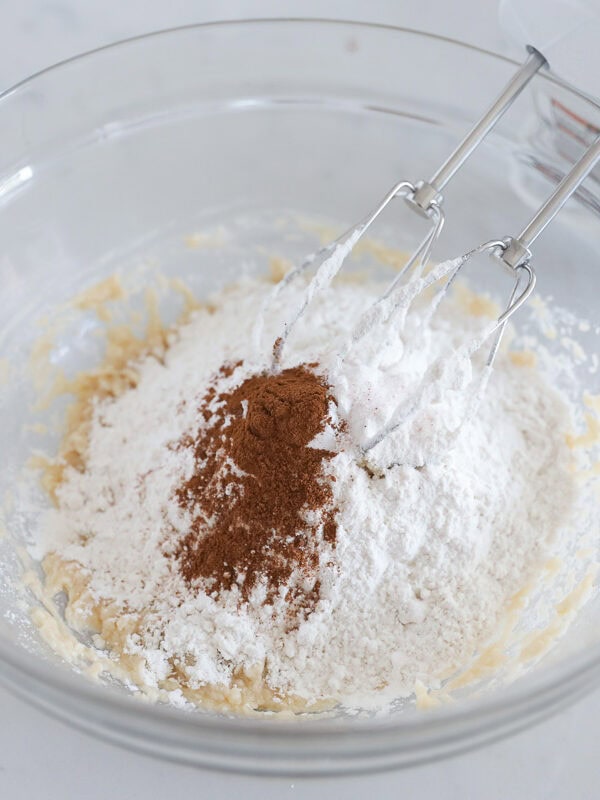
174,363,338,611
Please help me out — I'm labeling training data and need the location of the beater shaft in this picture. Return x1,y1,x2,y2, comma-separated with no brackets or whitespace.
484,134,600,364
410,47,547,213
501,134,600,269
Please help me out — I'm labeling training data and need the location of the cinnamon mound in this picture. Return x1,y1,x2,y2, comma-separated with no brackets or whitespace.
175,364,338,610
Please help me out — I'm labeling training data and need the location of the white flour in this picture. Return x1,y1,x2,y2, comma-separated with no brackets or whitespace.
36,268,580,708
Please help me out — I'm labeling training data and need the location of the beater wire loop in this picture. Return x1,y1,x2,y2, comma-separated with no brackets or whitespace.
266,181,417,369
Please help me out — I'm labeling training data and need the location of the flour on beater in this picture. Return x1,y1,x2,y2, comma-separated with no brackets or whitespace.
265,246,495,468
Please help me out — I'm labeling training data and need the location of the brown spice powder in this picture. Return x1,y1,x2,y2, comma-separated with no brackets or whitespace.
175,363,338,611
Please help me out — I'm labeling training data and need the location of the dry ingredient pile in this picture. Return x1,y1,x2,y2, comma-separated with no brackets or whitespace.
175,363,338,613
36,260,583,712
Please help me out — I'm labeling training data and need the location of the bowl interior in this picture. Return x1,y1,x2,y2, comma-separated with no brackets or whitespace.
0,20,599,773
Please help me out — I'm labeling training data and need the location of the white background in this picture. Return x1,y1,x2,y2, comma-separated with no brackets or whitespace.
1,2,599,798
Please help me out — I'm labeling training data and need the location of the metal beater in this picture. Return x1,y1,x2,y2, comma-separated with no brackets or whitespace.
262,46,600,375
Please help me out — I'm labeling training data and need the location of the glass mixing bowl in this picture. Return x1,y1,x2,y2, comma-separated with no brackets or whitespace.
0,19,599,776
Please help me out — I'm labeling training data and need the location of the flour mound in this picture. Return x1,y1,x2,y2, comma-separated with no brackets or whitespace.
38,273,578,707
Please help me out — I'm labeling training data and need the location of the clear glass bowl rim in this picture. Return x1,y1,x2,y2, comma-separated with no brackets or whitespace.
0,16,598,770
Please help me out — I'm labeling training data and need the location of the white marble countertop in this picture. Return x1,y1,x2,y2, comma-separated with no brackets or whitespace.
0,0,508,91
0,2,598,798
2,681,599,798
